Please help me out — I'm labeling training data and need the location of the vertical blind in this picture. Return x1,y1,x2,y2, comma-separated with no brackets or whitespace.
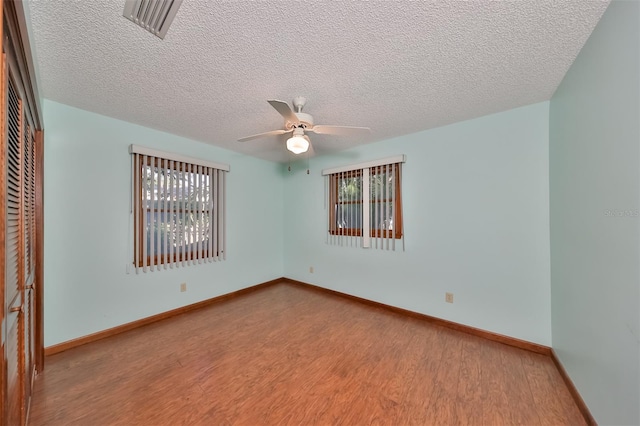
130,145,230,273
323,155,405,251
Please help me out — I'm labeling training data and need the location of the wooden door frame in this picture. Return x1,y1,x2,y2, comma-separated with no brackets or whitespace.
34,129,43,372
0,0,5,419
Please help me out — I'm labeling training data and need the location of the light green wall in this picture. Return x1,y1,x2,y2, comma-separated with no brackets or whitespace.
44,99,553,348
283,101,552,345
549,1,640,424
43,100,285,346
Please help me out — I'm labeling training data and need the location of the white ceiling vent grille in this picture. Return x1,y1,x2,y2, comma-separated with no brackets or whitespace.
123,0,183,40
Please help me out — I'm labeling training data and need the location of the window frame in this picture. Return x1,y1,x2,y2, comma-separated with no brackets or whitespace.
329,164,403,239
129,150,229,272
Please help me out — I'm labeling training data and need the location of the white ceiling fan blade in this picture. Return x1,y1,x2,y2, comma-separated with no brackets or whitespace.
238,129,291,142
308,125,371,136
267,99,299,125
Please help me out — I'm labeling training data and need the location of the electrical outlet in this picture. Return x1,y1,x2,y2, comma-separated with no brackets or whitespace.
445,292,454,303
180,283,187,292
309,266,314,273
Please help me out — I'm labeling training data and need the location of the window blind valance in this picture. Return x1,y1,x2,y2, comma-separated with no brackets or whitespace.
129,144,230,172
321,155,405,176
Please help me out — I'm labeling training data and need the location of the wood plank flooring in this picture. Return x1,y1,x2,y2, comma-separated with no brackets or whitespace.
28,282,586,425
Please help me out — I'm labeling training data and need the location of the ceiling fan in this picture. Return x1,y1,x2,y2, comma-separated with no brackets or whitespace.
238,97,371,155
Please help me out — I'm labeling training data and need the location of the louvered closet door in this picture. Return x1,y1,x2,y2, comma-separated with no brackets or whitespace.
4,57,26,426
22,117,36,403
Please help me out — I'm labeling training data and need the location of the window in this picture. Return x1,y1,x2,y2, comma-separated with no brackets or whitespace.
130,145,229,272
323,156,405,250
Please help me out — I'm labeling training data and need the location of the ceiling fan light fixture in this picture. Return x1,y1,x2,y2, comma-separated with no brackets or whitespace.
286,129,309,154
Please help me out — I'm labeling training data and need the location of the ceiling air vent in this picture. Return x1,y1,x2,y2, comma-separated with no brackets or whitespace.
123,0,183,40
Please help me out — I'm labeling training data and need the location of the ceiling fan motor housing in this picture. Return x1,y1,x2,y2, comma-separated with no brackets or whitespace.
287,112,314,129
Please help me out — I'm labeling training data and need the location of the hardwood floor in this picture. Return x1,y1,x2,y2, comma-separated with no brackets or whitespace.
28,282,585,425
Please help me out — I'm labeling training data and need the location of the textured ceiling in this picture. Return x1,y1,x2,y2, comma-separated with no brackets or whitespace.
28,0,609,163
